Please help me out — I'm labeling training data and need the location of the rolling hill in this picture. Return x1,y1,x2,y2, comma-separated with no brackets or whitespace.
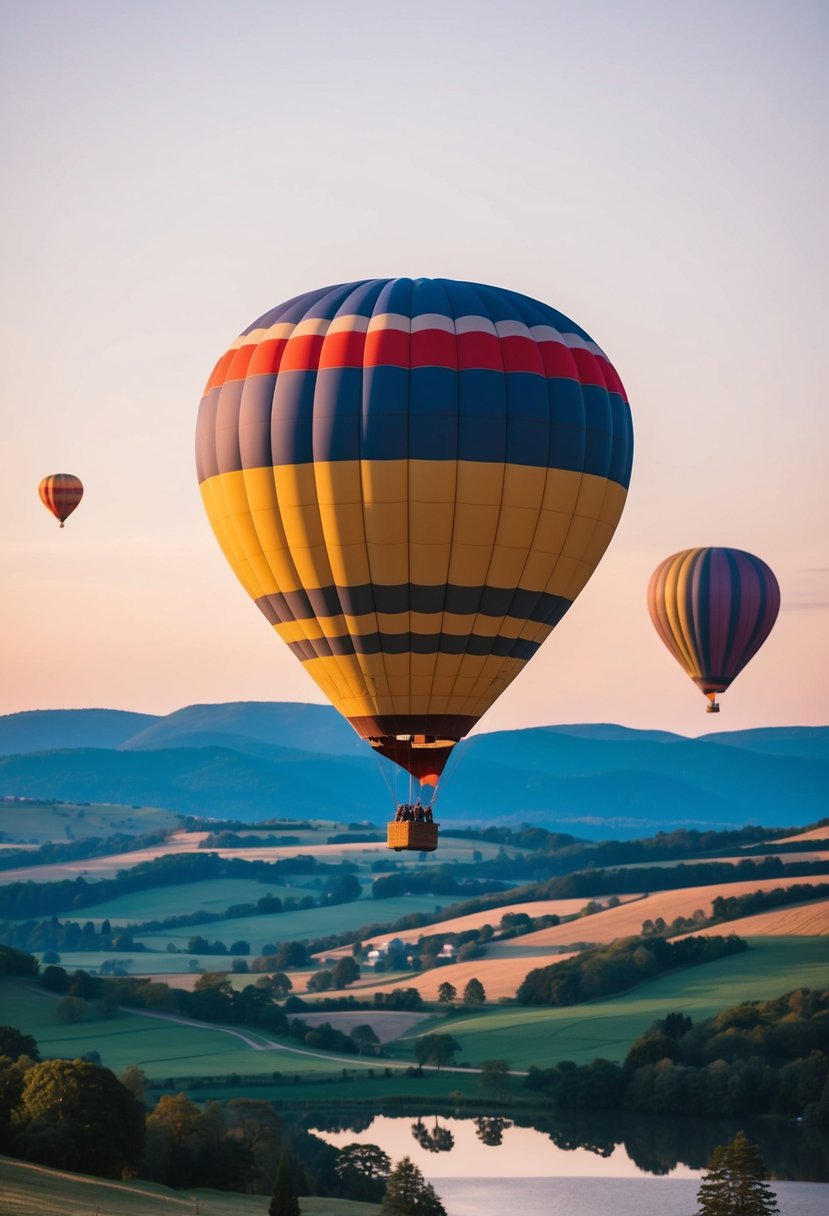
0,703,826,837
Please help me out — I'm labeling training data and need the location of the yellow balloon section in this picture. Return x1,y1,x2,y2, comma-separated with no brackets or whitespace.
196,279,633,784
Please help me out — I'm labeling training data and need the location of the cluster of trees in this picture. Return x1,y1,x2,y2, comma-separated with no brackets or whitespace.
517,934,748,1006
0,827,171,874
0,914,151,956
710,882,829,924
199,831,302,847
435,824,813,885
437,978,486,1008
182,816,316,833
532,856,829,901
636,882,829,942
306,957,360,992
372,869,505,900
0,1034,443,1209
37,964,364,1055
527,987,829,1122
0,850,375,925
0,851,297,920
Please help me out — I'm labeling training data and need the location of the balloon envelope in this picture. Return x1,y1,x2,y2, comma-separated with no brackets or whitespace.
196,278,633,783
647,547,780,707
39,474,83,527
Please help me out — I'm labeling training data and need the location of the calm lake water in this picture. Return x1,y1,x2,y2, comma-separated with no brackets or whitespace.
310,1111,829,1216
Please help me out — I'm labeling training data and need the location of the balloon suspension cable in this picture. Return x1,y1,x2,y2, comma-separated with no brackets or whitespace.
370,748,398,809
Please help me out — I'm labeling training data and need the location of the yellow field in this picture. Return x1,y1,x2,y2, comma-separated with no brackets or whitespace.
772,826,829,844
313,897,607,961
689,898,829,939
484,874,829,954
314,951,578,1004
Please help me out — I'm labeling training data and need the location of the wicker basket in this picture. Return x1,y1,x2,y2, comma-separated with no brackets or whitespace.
386,821,439,852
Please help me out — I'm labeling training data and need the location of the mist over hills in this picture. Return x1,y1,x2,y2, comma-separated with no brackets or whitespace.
0,702,826,838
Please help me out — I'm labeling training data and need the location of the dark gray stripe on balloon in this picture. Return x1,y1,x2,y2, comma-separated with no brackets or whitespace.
255,585,570,627
284,632,541,662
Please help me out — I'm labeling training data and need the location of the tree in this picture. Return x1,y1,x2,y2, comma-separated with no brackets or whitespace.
332,956,360,988
0,1027,39,1062
307,969,333,993
321,872,362,905
437,982,456,1006
19,1058,144,1176
336,1142,391,1201
381,1156,446,1215
478,1058,509,1098
462,978,486,1007
270,1148,301,1216
414,1033,460,1071
119,1064,148,1104
55,996,88,1023
697,1131,780,1216
352,1024,381,1056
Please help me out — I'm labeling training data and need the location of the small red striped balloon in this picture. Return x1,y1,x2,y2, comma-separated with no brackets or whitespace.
647,546,780,713
38,474,84,528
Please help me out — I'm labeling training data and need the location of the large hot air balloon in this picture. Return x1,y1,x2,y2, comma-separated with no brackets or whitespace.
196,278,633,848
647,547,780,713
38,474,83,527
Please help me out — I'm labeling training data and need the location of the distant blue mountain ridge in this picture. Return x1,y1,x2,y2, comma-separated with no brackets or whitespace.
0,703,826,839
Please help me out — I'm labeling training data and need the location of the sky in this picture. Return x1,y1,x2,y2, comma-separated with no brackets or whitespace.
1,1,827,736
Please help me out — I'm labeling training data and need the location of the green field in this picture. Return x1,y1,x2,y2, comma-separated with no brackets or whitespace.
0,980,407,1081
404,936,829,1070
0,1155,380,1216
7,937,827,1089
135,894,450,953
0,799,180,844
81,877,319,923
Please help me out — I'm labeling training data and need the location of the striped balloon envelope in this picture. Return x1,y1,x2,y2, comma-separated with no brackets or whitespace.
38,474,83,527
196,278,633,787
647,547,780,712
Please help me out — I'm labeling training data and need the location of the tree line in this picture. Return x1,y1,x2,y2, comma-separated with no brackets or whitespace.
0,849,364,920
526,986,829,1123
517,934,748,1006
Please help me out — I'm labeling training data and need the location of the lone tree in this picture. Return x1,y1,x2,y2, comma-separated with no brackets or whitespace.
437,982,456,1007
478,1058,509,1099
381,1156,446,1215
332,956,360,989
414,1033,460,1071
270,1148,301,1216
463,978,486,1007
336,1142,391,1201
697,1131,779,1216
351,1024,381,1056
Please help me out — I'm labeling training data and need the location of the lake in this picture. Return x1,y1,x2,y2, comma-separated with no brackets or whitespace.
309,1110,829,1216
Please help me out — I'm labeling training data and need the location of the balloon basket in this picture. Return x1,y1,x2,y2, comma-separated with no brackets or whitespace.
706,703,720,714
387,821,439,852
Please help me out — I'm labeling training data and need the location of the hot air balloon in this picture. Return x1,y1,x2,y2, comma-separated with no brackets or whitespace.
196,278,633,849
647,547,780,713
38,474,83,527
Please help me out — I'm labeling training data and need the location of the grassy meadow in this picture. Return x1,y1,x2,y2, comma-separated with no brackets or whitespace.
131,894,451,956
393,936,829,1070
0,1156,380,1216
0,799,182,845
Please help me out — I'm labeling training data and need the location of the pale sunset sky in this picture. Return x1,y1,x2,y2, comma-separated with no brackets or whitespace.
1,1,826,736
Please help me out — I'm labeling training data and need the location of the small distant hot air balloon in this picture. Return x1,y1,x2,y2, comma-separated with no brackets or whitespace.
647,547,780,713
196,278,634,849
39,474,84,528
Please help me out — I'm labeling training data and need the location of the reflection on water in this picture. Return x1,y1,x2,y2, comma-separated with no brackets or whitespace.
412,1117,455,1153
307,1107,829,1184
436,1177,828,1216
